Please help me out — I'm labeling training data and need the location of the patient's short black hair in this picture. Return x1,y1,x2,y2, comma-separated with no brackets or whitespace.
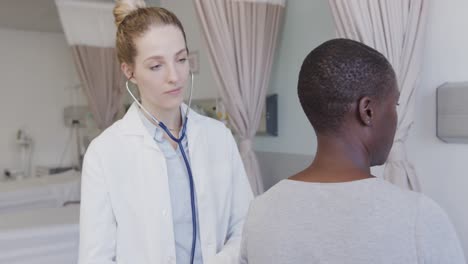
298,38,396,133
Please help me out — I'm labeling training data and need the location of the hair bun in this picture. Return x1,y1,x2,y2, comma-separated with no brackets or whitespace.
113,0,147,28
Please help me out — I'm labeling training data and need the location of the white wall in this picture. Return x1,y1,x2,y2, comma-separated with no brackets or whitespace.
147,0,160,6
0,28,84,176
406,0,468,255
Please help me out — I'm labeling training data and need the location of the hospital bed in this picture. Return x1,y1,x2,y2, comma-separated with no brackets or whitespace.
0,169,81,214
0,205,79,264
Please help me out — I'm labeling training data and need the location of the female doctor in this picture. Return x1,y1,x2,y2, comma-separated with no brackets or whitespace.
78,1,253,264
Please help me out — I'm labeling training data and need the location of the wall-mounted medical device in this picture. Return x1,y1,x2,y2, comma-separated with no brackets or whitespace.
437,82,468,143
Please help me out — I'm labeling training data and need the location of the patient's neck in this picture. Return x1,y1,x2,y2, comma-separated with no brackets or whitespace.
290,133,373,183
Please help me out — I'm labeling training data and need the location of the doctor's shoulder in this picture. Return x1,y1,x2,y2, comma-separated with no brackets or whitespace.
191,109,234,139
84,119,127,158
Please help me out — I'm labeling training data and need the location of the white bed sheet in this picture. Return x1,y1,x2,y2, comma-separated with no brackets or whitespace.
0,170,81,214
0,205,79,264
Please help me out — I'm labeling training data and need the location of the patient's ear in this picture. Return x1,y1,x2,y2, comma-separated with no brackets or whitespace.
358,96,374,127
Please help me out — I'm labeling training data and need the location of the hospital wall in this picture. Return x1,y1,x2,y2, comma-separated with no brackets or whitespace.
0,28,84,176
162,0,468,256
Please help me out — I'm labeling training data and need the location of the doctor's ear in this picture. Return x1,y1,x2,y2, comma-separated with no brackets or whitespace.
121,63,137,84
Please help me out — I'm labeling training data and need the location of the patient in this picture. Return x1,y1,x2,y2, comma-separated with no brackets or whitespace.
240,39,465,264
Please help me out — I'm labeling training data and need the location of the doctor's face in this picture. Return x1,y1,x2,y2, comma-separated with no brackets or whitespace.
124,25,190,112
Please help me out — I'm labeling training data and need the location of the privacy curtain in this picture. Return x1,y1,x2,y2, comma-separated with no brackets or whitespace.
194,0,286,195
328,0,429,191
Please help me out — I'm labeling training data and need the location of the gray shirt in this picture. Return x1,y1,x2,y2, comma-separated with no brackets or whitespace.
139,110,203,264
240,178,465,264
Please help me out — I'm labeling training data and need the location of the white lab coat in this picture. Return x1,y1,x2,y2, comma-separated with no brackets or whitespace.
79,103,253,264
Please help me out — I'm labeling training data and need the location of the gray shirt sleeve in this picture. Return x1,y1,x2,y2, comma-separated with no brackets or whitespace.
416,196,466,263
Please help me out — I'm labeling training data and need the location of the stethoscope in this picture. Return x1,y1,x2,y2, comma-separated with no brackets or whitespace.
126,73,197,264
